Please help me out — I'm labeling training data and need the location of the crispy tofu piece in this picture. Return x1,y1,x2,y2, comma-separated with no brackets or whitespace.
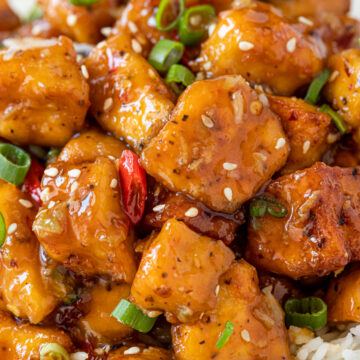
130,219,235,323
0,183,57,324
0,36,89,147
172,260,291,360
194,3,325,95
85,33,176,152
0,311,73,360
0,0,20,31
268,95,336,174
141,75,289,214
39,0,117,44
58,128,127,164
324,49,360,129
107,346,173,360
33,157,136,283
246,162,360,280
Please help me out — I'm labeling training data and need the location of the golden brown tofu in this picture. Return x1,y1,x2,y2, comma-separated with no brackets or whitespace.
39,0,117,44
107,346,173,360
172,260,291,360
0,36,89,147
0,0,20,31
194,3,325,95
325,265,360,323
85,33,176,152
246,162,360,280
58,128,127,164
268,95,337,174
131,219,234,323
0,311,73,360
324,49,360,128
141,75,289,214
0,183,57,324
72,282,133,345
33,157,136,283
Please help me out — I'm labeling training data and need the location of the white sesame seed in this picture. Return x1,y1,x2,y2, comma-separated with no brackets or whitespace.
208,23,216,36
40,188,50,202
66,14,77,27
303,140,311,154
131,39,142,53
108,155,115,161
232,90,244,124
100,27,112,37
110,178,118,189
190,14,202,27
194,257,201,268
185,207,199,217
329,70,339,82
128,21,138,33
298,16,314,26
70,352,89,360
224,187,233,201
124,347,140,355
253,152,268,162
48,201,55,209
68,169,81,178
239,41,254,51
259,93,269,107
201,115,214,128
223,162,237,171
103,97,113,112
44,167,59,177
203,61,212,71
7,223,17,235
31,24,42,36
286,38,297,53
70,181,79,193
327,133,338,144
19,199,33,208
81,65,89,79
241,329,251,342
215,285,220,296
153,204,165,212
275,138,286,150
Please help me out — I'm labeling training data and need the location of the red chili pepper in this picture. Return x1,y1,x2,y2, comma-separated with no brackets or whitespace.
23,157,44,206
118,150,147,225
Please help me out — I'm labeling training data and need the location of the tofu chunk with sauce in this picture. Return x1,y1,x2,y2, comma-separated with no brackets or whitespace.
172,260,292,360
107,346,173,360
141,75,289,214
130,219,235,323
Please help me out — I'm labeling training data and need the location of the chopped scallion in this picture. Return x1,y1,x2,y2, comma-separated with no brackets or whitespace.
304,69,331,105
249,197,288,219
148,39,184,72
0,213,6,248
166,64,195,88
156,0,186,32
40,343,70,360
319,104,347,134
216,321,234,349
69,0,101,5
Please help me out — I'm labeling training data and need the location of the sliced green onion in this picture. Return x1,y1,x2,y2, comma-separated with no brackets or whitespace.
284,297,327,331
111,299,157,333
40,343,70,360
25,5,43,23
0,144,31,186
216,321,234,349
249,198,267,217
47,148,61,165
305,69,331,105
179,5,216,46
148,40,184,73
166,64,195,87
319,104,347,134
69,0,101,5
156,0,185,32
0,213,6,248
249,197,288,219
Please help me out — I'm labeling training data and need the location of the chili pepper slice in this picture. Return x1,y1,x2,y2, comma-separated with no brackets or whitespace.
118,150,147,225
23,157,44,206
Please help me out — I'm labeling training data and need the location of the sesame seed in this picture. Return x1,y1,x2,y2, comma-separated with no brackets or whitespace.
100,27,112,37
253,152,268,162
203,61,212,71
224,187,233,201
67,14,77,27
239,41,254,51
298,16,314,26
153,204,165,212
250,100,263,115
208,23,216,36
329,70,339,82
327,133,338,144
275,138,286,149
259,93,269,107
194,257,201,268
70,352,89,360
68,169,81,178
190,14,202,27
40,188,50,202
128,21,138,33
7,223,17,235
201,115,214,128
48,201,55,209
110,178,118,189
81,65,89,79
124,347,140,355
232,90,244,124
71,181,79,193
303,141,310,154
19,199,33,208
44,167,59,177
286,38,297,53
223,162,237,171
215,285,220,296
131,39,142,53
241,329,251,342
103,97,113,112
31,24,42,36
108,155,115,161
185,207,199,217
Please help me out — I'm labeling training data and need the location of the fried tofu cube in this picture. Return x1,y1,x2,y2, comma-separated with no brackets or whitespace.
130,219,235,323
246,162,360,280
85,33,176,152
0,36,89,147
33,157,136,283
194,3,325,95
141,75,289,214
268,95,336,174
0,183,58,324
172,260,291,360
108,346,173,360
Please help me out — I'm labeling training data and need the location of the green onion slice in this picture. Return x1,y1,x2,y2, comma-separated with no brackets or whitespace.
319,104,347,134
0,143,31,186
40,343,70,360
111,299,157,333
0,213,6,248
179,5,215,46
284,297,327,331
156,0,186,32
148,39,184,72
69,0,101,5
166,64,195,87
249,197,288,218
25,5,43,23
305,69,331,105
216,321,234,349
